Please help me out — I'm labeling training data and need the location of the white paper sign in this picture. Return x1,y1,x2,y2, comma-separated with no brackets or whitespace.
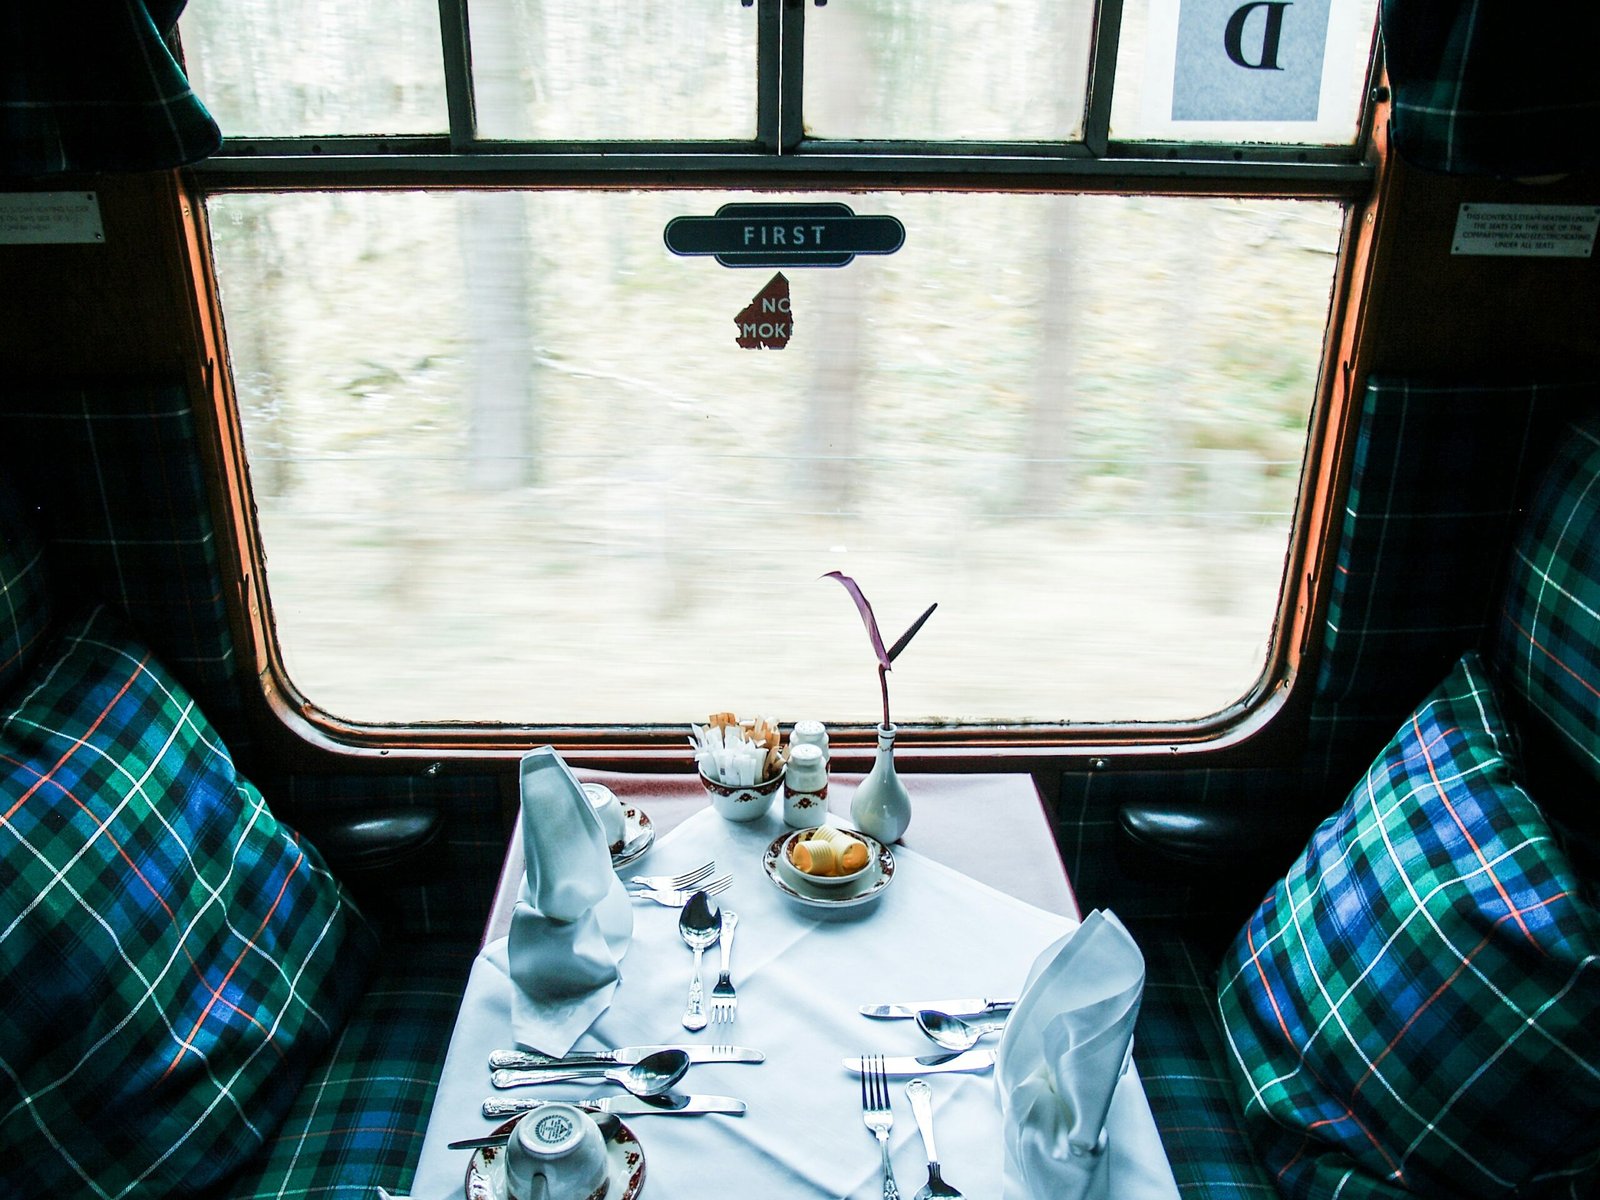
1451,204,1600,258
0,192,104,245
1172,0,1333,121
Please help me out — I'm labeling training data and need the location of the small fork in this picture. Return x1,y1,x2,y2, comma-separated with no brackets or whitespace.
861,1054,901,1200
626,862,715,893
710,911,740,1023
629,874,732,908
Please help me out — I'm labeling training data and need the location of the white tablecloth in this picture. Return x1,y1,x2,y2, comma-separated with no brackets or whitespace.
411,803,1178,1200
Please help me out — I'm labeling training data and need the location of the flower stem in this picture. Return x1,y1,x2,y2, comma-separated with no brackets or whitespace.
878,663,891,731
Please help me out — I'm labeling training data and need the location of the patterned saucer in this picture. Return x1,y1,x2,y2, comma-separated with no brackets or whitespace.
763,828,895,911
465,1116,644,1200
610,806,654,870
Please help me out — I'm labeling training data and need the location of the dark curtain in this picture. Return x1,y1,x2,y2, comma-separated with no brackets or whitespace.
1381,0,1600,176
1,0,220,176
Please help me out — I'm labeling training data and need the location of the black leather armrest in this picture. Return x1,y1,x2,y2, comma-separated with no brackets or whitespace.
301,805,445,885
1119,797,1309,870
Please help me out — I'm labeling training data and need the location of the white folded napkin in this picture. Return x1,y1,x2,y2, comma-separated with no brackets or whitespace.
504,747,633,1056
995,908,1146,1200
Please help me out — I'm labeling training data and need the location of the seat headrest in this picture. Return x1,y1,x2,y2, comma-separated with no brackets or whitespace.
1492,414,1600,786
0,482,52,699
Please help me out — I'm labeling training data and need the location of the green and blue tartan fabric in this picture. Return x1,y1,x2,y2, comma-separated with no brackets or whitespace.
1381,0,1600,177
0,605,378,1199
4,380,245,742
0,483,51,699
211,941,476,1200
1217,653,1600,1200
1307,377,1552,789
1494,414,1600,786
1136,933,1279,1198
0,0,220,176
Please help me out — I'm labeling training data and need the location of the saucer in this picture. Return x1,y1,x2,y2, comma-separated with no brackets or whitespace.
466,1116,644,1200
763,828,895,911
610,806,654,870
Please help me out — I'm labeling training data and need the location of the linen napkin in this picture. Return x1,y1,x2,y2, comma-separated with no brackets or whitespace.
995,908,1145,1200
503,747,633,1056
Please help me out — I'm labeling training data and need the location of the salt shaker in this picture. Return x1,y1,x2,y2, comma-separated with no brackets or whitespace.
783,742,829,828
791,719,829,765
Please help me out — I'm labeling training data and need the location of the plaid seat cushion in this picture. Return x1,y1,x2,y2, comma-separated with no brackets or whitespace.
212,941,474,1200
1137,932,1279,1198
1494,414,1600,785
1216,653,1600,1200
0,606,379,1199
0,483,51,698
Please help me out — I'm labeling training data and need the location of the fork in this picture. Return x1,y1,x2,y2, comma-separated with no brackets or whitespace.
629,875,732,907
861,1054,901,1200
626,862,714,892
710,911,740,1023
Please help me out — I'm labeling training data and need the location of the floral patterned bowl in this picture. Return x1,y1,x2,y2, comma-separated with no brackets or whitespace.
699,767,784,822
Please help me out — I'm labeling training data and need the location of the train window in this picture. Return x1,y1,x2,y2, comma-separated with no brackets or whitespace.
181,2,1378,734
205,189,1341,726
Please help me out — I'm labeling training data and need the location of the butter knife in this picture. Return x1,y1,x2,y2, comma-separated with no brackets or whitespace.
859,999,1016,1020
489,1045,763,1070
479,1093,747,1121
841,1049,996,1076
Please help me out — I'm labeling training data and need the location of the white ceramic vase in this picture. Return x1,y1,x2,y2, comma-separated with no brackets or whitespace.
850,724,911,843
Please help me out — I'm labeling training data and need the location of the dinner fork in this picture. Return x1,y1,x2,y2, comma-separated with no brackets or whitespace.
630,874,731,907
861,1054,901,1200
626,862,714,892
710,911,739,1023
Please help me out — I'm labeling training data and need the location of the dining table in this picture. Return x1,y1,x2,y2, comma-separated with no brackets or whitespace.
408,770,1179,1200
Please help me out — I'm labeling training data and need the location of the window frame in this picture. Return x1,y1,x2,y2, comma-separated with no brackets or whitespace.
179,1,1390,770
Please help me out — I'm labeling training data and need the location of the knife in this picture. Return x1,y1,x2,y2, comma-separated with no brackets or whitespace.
479,1093,747,1121
488,1045,764,1070
841,1049,996,1076
859,999,1016,1020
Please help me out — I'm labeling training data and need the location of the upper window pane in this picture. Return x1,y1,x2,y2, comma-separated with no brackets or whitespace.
206,189,1342,727
1111,0,1379,145
180,1,446,136
803,2,1095,141
470,0,759,141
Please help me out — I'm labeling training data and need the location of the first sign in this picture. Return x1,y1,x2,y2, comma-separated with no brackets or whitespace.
664,202,905,268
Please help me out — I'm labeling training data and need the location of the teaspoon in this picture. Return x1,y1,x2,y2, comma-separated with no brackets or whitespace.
489,1048,690,1096
679,889,723,1031
915,1008,1010,1053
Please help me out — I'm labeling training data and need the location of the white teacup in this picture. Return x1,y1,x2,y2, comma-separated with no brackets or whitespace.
503,1102,610,1200
583,783,626,852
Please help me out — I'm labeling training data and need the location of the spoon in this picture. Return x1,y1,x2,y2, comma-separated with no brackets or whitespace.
915,1008,1010,1052
489,1048,690,1096
679,889,723,1031
907,1078,964,1198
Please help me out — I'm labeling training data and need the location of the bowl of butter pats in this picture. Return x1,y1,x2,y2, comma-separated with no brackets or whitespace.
781,825,874,889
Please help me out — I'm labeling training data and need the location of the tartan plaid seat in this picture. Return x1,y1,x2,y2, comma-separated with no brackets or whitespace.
0,604,466,1199
1215,653,1600,1199
0,481,51,697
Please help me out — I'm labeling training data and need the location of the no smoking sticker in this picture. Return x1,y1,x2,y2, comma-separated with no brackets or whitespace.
735,273,792,350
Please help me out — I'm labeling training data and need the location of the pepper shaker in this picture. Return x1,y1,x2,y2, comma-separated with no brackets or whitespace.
783,742,829,828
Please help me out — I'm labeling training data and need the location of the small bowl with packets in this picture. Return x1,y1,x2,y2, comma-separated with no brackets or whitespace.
691,712,786,823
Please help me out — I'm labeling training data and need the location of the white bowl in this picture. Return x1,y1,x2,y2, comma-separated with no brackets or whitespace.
700,767,783,822
779,829,874,889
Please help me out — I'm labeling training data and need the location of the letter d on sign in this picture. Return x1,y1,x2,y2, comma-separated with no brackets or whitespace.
1224,1,1290,70
1169,0,1330,122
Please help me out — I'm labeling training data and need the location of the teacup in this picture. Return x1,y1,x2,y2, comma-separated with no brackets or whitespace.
503,1102,610,1200
700,767,784,822
583,783,626,852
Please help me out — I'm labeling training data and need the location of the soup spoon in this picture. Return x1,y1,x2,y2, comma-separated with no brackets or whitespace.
679,889,723,1031
915,1009,1010,1053
489,1048,690,1095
